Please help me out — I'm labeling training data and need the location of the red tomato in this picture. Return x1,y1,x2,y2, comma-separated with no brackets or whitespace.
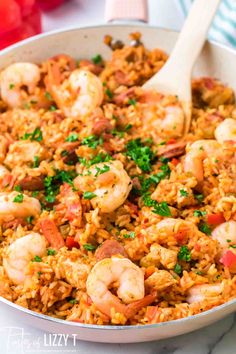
171,158,179,166
36,0,65,12
15,0,35,15
207,213,225,226
174,229,188,245
0,0,22,35
66,236,80,250
167,138,177,145
220,250,236,272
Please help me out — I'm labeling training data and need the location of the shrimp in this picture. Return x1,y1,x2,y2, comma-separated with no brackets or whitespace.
184,140,222,182
4,141,47,169
0,63,40,108
211,220,236,254
186,283,223,304
3,233,46,285
48,69,104,118
0,192,41,222
86,256,155,319
142,102,185,138
74,160,132,213
215,118,236,144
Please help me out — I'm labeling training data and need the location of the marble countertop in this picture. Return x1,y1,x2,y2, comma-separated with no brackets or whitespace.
0,0,235,353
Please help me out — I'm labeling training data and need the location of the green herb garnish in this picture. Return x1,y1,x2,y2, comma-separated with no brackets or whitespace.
174,263,182,275
33,156,40,168
105,88,113,99
22,127,43,142
14,185,22,192
199,222,212,235
128,98,137,106
193,210,207,217
47,249,57,256
13,193,24,203
32,255,42,262
26,216,34,224
81,135,103,149
83,243,97,251
45,91,52,100
83,191,97,200
95,164,110,176
92,54,102,64
65,132,79,142
126,138,154,172
123,231,135,239
180,189,188,197
178,246,191,262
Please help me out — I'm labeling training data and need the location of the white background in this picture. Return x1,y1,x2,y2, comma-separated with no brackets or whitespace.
0,1,235,353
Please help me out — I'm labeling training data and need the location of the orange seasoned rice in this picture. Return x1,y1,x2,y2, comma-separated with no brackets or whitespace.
0,33,236,326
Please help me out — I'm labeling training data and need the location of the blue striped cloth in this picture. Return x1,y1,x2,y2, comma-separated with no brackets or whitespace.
177,0,236,47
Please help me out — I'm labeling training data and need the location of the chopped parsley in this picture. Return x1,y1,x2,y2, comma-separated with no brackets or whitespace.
194,193,204,203
32,255,42,262
230,245,236,249
142,194,171,217
14,185,22,192
178,246,191,262
126,138,154,172
128,98,137,106
92,54,102,64
65,132,79,142
33,156,40,168
9,83,15,89
80,153,112,167
83,243,97,251
44,170,77,204
26,216,34,224
50,105,57,111
174,263,182,275
13,193,24,203
199,222,212,235
32,191,39,197
193,210,207,217
123,231,135,239
47,249,57,256
45,91,52,100
180,189,188,197
83,191,97,200
105,88,113,99
21,127,43,142
81,135,103,149
68,298,78,305
195,270,203,275
95,164,110,176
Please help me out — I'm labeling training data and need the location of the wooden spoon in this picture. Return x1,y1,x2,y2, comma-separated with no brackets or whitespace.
143,0,221,134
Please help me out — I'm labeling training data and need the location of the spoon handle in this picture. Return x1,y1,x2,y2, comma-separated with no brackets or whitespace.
168,0,221,74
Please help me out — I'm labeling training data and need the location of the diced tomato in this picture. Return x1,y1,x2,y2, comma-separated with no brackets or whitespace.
40,218,65,249
174,228,188,245
167,138,177,145
66,236,80,250
146,306,159,322
207,213,225,226
220,250,236,272
0,0,22,35
171,158,179,166
203,77,215,90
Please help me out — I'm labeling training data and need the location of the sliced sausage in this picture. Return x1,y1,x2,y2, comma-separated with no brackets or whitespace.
95,239,127,261
157,141,186,159
17,175,45,191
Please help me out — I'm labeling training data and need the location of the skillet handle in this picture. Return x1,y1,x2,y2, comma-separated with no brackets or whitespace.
105,0,148,23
